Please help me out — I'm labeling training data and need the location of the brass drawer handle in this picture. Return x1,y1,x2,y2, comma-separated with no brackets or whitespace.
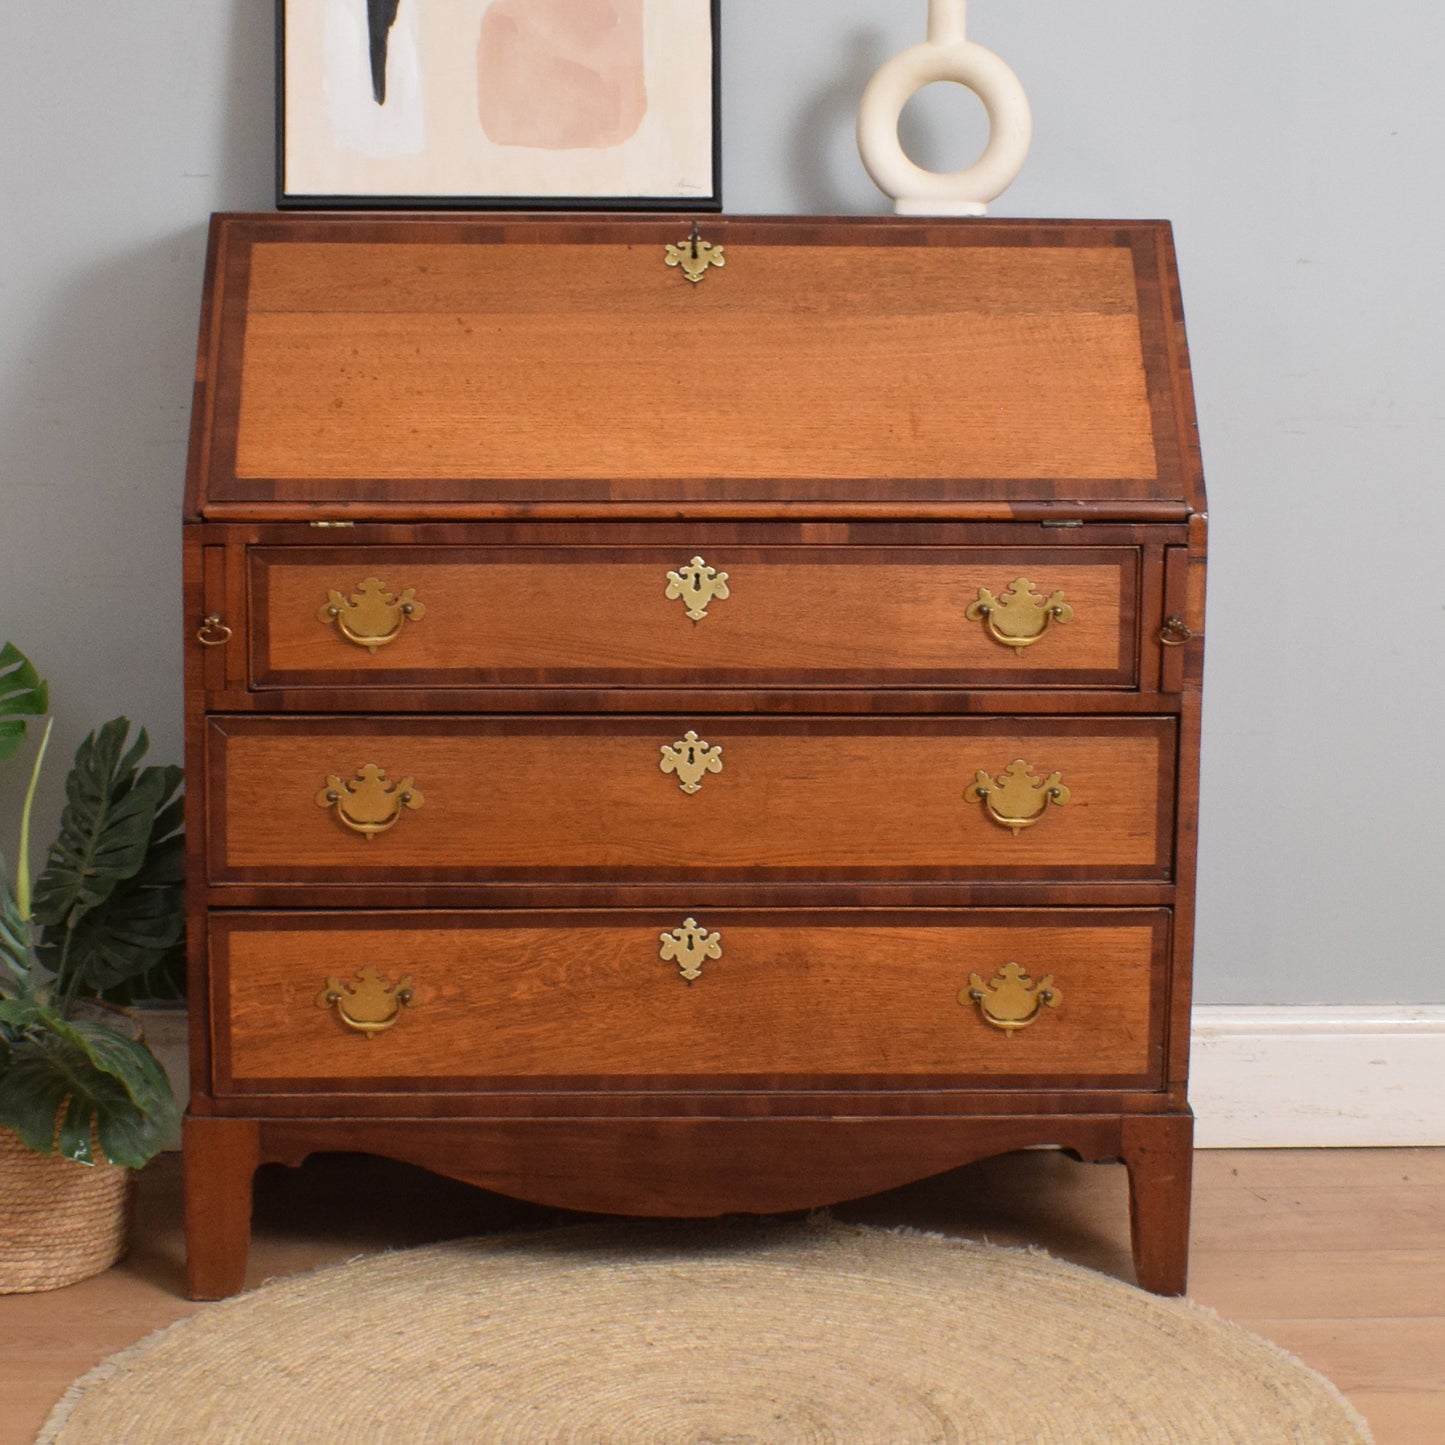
963,963,1061,1034
665,556,730,621
316,764,423,839
966,578,1073,653
318,578,425,654
659,917,722,982
196,613,233,647
965,759,1069,836
317,965,414,1038
660,730,723,794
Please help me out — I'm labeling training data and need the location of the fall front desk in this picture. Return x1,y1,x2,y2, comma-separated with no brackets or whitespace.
181,213,1206,1299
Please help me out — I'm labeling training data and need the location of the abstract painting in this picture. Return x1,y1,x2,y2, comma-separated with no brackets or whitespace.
277,0,720,208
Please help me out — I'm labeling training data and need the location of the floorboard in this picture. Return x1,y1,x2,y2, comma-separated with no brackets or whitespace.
1,1148,1439,1444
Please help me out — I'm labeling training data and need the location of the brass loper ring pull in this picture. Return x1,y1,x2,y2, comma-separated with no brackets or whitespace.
316,764,423,839
966,579,1073,653
1159,615,1194,647
964,759,1069,836
962,962,1061,1034
196,613,233,647
317,966,414,1038
318,578,425,655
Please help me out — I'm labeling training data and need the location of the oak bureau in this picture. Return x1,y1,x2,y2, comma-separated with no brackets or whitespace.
181,213,1207,1299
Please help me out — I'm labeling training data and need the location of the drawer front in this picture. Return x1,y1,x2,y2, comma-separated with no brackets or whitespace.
211,909,1169,1092
248,546,1140,691
206,716,1175,884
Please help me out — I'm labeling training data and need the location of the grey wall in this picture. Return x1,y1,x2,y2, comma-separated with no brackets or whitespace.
2,1,1441,1004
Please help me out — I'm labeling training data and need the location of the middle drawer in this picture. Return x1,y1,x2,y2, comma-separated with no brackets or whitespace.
206,715,1175,885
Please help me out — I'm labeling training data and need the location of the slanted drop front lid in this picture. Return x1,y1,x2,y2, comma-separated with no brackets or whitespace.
187,214,1201,520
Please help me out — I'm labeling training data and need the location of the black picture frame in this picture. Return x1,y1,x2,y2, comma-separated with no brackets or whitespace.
275,0,721,211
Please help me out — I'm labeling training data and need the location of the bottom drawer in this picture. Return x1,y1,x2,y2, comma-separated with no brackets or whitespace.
209,909,1170,1094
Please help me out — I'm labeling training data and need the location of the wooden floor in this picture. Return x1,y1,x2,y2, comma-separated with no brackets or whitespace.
2,1147,1440,1443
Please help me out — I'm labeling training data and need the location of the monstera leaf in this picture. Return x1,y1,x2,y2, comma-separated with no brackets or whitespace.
31,721,178,933
0,643,47,764
37,814,185,998
0,1009,177,1167
0,716,184,1167
0,715,184,1168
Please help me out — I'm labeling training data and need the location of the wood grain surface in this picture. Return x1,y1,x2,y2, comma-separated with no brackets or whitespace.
185,215,1205,512
211,909,1168,1088
206,715,1175,881
251,545,1137,688
232,241,1155,485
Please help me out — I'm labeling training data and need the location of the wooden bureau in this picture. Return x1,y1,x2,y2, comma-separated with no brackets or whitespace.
182,214,1206,1299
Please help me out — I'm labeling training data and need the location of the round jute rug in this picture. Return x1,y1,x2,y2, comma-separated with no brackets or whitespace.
39,1221,1371,1445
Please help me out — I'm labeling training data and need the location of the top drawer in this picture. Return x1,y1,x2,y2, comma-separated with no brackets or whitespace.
248,545,1141,691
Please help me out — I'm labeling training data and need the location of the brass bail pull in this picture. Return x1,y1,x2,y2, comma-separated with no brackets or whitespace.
317,966,415,1038
962,962,1061,1034
318,578,425,654
316,764,423,839
964,759,1069,836
966,579,1073,653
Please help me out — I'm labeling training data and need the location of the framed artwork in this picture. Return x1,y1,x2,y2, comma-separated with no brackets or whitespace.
276,0,721,209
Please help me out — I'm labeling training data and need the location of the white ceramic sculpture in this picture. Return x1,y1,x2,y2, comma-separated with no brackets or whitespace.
856,0,1031,216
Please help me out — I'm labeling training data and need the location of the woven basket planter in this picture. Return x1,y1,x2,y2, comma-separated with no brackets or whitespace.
0,1128,134,1293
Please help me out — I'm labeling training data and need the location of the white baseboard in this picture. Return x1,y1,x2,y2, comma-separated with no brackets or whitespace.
136,1004,1445,1153
1190,1005,1445,1148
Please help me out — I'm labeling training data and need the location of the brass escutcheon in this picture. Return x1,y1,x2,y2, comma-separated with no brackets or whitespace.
318,578,425,654
963,962,1061,1034
665,556,730,621
659,730,723,794
664,223,725,284
317,965,414,1038
965,759,1069,836
966,578,1073,653
316,764,423,839
196,613,233,647
659,917,722,982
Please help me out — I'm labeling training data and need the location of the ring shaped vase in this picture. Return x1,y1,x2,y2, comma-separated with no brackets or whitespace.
857,39,1032,216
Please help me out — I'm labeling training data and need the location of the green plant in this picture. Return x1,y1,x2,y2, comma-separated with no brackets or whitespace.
0,642,47,763
0,643,182,1168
